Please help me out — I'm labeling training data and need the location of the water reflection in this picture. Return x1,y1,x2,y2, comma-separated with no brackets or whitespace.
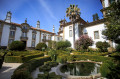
60,62,100,76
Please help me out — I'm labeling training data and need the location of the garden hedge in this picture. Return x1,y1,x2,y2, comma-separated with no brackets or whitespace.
11,56,51,79
4,53,44,63
73,54,113,63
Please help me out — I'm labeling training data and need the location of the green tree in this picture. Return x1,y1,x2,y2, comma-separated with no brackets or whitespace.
66,4,81,48
102,1,120,44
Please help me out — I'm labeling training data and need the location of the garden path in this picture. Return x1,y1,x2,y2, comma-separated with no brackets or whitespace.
0,62,22,79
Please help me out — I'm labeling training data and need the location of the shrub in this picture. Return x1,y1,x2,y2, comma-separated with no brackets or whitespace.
9,41,26,51
96,41,110,52
88,47,100,52
4,56,23,63
100,61,114,77
11,56,51,79
56,40,71,50
75,35,93,51
35,43,47,51
48,41,56,49
116,44,120,52
56,55,68,63
108,47,116,53
5,53,44,63
73,54,113,63
65,47,73,53
36,72,62,79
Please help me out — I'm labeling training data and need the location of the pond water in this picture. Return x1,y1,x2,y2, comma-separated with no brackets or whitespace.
60,62,100,76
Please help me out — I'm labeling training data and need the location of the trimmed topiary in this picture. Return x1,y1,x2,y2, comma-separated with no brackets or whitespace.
96,41,110,52
56,40,71,50
9,41,26,51
35,43,47,51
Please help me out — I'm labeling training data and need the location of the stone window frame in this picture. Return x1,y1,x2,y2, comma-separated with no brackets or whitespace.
94,31,100,39
48,35,51,40
43,34,46,40
8,25,16,45
69,26,72,37
22,32,27,37
31,41,35,47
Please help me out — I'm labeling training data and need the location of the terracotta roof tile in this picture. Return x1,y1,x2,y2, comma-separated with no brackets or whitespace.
0,20,54,34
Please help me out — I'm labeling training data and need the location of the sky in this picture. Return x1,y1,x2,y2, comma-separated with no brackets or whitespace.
0,0,103,33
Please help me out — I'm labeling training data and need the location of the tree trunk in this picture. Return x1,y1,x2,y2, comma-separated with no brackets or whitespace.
73,23,75,49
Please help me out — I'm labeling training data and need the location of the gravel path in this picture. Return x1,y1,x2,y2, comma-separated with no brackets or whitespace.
0,62,22,79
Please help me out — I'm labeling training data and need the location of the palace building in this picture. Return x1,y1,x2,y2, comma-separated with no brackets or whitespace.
57,0,117,49
0,11,62,49
0,0,117,49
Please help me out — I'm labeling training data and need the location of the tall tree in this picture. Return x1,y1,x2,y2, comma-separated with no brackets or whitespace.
102,1,120,44
66,4,81,48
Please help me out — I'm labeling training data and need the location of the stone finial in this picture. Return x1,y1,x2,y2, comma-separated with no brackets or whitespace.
5,11,12,23
53,25,55,33
36,20,40,28
25,18,27,23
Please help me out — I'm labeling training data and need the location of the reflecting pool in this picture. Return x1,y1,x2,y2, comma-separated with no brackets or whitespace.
60,62,100,76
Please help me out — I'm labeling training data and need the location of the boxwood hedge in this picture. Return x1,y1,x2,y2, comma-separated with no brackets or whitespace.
4,53,44,63
11,56,51,79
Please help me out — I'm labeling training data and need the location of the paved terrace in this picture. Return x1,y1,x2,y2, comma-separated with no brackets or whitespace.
0,62,22,79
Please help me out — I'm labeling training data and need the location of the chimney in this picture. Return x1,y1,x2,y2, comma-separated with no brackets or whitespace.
53,25,55,33
36,20,40,28
5,11,12,23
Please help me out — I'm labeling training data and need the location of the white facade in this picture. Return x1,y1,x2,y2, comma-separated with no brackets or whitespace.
0,12,54,49
1,24,10,46
84,23,107,48
64,24,74,48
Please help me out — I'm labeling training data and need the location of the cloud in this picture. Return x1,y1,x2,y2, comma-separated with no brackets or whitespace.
38,0,57,20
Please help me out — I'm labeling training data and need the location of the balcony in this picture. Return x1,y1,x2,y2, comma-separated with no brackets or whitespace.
20,37,28,41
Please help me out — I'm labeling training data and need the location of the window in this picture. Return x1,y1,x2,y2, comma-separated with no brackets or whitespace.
57,37,59,41
32,41,35,47
94,31,99,39
43,35,46,40
32,33,36,40
69,26,72,37
10,31,15,36
48,36,51,40
9,39,14,44
22,32,27,37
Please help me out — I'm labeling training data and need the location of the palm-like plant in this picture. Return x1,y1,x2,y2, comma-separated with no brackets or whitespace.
66,4,81,22
66,4,81,48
